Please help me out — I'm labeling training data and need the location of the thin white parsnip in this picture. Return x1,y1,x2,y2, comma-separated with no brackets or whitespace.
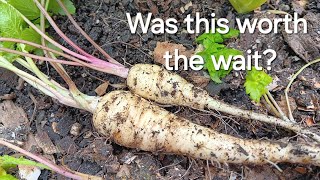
127,64,320,142
94,91,320,166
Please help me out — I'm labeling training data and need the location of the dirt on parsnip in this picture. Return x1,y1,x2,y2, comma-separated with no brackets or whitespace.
1,0,320,179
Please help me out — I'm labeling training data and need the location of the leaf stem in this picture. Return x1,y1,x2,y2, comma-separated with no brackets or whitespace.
0,57,80,108
54,0,121,65
0,47,82,66
8,1,128,78
37,2,91,111
285,59,320,121
266,91,291,122
263,94,281,118
0,138,82,180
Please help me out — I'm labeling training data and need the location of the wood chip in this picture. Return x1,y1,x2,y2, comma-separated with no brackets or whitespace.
0,100,28,129
35,130,59,155
304,116,315,127
153,42,194,66
188,75,210,88
116,165,131,178
16,77,25,91
95,82,109,96
0,93,16,100
294,167,307,174
23,133,40,152
282,12,320,62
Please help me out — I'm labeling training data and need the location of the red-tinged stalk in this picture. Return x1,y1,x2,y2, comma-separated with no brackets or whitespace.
0,138,83,180
33,0,96,62
2,1,129,78
0,38,80,64
0,56,77,108
0,56,99,112
54,0,121,66
0,47,81,66
0,38,128,77
38,0,76,91
33,0,125,68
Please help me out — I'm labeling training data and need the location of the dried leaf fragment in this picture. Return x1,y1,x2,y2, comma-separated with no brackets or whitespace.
0,100,28,129
153,42,194,66
95,82,109,96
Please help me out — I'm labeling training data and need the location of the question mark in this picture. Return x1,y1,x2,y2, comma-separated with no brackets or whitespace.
263,49,277,70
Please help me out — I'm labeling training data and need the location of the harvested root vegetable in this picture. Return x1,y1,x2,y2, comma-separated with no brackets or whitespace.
2,0,318,142
94,90,320,166
127,64,320,142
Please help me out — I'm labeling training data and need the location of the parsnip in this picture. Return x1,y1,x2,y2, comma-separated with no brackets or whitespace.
93,91,320,166
127,64,320,142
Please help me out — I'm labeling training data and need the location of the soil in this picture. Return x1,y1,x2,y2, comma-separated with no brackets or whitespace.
1,0,320,179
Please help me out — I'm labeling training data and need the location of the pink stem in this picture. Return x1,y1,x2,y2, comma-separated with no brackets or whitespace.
16,3,129,78
0,139,82,180
33,0,90,59
0,37,86,64
55,0,121,65
33,0,125,67
0,47,82,66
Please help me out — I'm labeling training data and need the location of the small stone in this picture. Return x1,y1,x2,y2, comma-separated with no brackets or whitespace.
52,122,58,134
16,78,25,90
83,131,92,139
180,7,185,13
81,73,87,78
70,123,82,136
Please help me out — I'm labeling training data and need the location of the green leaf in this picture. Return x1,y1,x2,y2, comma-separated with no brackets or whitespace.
244,67,273,102
196,28,243,83
196,33,224,44
33,40,63,57
229,0,267,14
197,43,242,83
48,0,76,15
0,167,17,180
0,174,17,180
7,0,40,20
19,27,42,52
221,28,240,39
203,40,225,50
0,1,26,48
0,42,19,62
0,155,50,170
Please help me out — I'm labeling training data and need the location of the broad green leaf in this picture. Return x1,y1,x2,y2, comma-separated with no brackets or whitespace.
197,44,242,83
48,0,76,15
244,67,273,102
221,28,240,39
34,40,63,57
19,27,42,51
0,174,17,180
196,28,243,83
0,167,17,180
196,33,224,44
0,1,26,48
0,155,50,170
0,174,18,180
0,42,19,62
7,0,40,20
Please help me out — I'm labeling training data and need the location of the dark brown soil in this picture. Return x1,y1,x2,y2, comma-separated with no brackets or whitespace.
1,0,320,179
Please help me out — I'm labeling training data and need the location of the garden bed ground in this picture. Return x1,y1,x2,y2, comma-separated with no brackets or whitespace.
1,0,320,179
